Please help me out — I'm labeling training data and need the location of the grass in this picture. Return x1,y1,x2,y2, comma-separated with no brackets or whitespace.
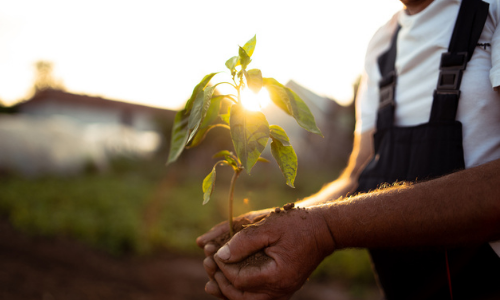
0,155,375,286
0,174,147,254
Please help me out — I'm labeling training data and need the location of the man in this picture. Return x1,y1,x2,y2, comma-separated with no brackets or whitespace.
197,0,500,299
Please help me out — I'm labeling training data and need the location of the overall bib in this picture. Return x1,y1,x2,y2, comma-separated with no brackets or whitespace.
356,0,500,299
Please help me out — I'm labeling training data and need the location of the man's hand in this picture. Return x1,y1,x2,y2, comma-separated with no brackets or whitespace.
196,209,271,250
212,207,335,300
196,209,272,297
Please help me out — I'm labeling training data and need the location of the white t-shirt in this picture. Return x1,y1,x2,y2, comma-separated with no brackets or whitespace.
355,0,500,255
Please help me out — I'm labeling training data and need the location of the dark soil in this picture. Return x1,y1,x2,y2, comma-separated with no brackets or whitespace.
0,218,380,300
0,218,210,300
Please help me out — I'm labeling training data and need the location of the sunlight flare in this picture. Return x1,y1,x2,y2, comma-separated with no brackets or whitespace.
241,87,271,111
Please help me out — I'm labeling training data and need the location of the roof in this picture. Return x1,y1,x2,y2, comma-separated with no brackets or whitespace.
16,88,174,115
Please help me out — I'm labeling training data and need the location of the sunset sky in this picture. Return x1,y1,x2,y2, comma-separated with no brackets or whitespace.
0,1,403,110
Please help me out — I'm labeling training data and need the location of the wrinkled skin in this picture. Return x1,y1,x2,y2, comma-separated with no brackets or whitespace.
197,208,335,300
196,209,271,298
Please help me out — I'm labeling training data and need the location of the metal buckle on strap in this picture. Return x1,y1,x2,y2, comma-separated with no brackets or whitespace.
435,52,467,95
436,69,462,95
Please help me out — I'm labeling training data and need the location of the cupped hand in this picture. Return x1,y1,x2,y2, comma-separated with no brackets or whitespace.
212,206,335,300
196,208,272,297
196,209,271,250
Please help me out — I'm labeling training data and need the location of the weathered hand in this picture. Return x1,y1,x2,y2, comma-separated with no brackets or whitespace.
196,209,271,250
213,206,335,300
196,209,272,298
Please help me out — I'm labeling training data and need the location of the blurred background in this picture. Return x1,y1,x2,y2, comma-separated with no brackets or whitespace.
0,1,403,299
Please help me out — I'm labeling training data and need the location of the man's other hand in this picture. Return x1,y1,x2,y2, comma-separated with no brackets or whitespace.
212,207,335,300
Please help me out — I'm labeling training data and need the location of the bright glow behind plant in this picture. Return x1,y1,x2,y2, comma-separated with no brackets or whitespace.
241,87,271,111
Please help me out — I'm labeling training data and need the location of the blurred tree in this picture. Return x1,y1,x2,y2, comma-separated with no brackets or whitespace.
0,99,18,114
33,60,65,92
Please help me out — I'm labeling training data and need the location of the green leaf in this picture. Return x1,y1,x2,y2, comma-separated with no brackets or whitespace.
202,166,217,205
263,78,323,137
243,35,256,57
219,96,232,125
257,157,271,163
202,161,229,205
269,125,291,146
187,86,215,143
213,151,240,169
239,46,251,70
166,109,190,165
225,156,240,170
186,126,210,149
270,138,297,188
213,150,233,159
220,113,230,125
225,56,239,71
185,73,218,112
200,95,224,129
245,69,263,94
187,125,229,149
263,78,292,115
229,104,270,174
233,34,256,68
187,94,229,148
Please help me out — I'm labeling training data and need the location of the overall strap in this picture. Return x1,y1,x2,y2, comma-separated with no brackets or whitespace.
376,25,401,131
429,0,489,122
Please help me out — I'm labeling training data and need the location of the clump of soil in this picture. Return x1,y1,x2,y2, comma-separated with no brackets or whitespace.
211,217,253,248
237,250,270,268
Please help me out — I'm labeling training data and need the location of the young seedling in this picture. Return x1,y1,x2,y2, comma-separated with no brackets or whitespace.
167,35,322,237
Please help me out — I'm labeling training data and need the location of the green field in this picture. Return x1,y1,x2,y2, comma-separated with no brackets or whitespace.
0,155,375,286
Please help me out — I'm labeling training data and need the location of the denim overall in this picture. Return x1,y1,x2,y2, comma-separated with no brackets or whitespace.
356,0,500,299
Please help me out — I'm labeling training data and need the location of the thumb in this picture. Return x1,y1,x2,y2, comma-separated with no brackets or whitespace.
196,221,229,248
215,226,271,264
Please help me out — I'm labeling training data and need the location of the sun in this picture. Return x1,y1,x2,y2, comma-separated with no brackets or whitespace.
241,87,271,111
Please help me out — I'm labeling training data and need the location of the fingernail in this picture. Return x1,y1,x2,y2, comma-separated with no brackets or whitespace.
205,280,215,293
217,245,230,260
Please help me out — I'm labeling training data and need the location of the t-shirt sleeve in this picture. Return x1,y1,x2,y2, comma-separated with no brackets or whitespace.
355,70,378,133
355,14,399,134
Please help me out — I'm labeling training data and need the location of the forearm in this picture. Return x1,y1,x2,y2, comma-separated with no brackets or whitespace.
298,130,374,207
321,158,500,250
297,177,356,207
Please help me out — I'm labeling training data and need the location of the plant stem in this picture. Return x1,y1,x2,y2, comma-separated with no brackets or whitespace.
226,95,239,104
228,169,241,237
227,74,243,237
216,82,237,89
237,85,241,104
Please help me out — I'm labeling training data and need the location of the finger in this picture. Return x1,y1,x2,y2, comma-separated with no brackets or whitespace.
214,226,273,264
205,279,227,300
203,256,218,279
204,243,219,257
196,222,229,248
214,271,244,300
216,253,277,290
214,271,268,300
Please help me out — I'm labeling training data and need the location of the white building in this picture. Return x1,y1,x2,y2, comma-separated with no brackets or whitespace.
0,89,174,176
17,89,173,132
